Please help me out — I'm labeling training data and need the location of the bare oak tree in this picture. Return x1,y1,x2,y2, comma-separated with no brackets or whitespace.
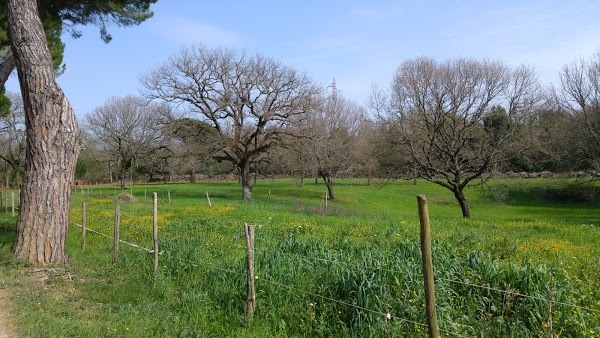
141,45,319,199
8,0,81,263
386,57,539,218
553,51,600,176
307,92,366,200
85,96,167,189
161,117,222,183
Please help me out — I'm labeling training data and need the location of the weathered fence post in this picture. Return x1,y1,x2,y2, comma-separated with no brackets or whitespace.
11,191,15,217
206,191,212,207
324,191,328,211
417,195,439,338
153,192,159,278
245,223,256,322
263,190,271,209
113,205,120,264
82,202,87,251
145,189,147,201
168,190,171,205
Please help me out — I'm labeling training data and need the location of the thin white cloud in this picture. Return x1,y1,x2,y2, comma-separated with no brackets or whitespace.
149,15,243,47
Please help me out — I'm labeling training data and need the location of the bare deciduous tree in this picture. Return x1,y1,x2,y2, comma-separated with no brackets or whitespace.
0,92,25,187
385,57,540,218
161,117,223,183
85,96,167,189
306,92,366,200
553,51,600,176
141,45,319,199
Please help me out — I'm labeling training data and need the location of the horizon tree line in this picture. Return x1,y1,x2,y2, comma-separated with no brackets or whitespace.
2,44,599,219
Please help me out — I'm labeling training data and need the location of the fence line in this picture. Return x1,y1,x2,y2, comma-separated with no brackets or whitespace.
250,244,600,316
70,221,461,335
249,245,424,281
71,198,600,338
436,276,600,314
72,220,600,317
248,243,600,316
72,222,154,253
165,253,469,338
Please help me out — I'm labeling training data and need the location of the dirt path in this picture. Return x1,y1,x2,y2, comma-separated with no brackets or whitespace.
0,288,16,338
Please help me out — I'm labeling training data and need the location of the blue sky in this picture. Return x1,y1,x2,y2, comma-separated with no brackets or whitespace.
6,0,600,118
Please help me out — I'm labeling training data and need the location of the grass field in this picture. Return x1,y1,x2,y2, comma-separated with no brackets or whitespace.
0,178,599,337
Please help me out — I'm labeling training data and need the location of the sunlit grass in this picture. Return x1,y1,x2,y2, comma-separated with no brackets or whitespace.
0,178,599,337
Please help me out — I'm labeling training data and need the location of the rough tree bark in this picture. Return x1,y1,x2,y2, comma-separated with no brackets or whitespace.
239,161,252,200
320,172,336,200
453,189,471,219
8,0,81,264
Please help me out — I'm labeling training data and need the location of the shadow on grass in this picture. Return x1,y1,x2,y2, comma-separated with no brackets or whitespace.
481,180,600,206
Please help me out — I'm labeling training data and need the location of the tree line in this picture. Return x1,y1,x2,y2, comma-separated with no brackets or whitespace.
2,46,600,218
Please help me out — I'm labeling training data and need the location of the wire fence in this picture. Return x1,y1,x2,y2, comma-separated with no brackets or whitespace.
71,210,600,338
77,223,469,337
66,188,600,337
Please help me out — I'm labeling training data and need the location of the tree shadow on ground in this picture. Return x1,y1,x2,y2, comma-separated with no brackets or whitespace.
481,181,600,206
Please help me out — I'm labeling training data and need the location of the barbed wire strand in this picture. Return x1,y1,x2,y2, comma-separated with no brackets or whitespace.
256,275,470,338
166,254,248,279
71,222,600,316
437,276,600,314
72,222,153,253
249,245,600,314
171,255,468,338
248,245,424,280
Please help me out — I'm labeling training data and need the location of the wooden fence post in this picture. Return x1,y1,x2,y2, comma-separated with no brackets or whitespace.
168,190,171,205
11,191,14,217
153,192,159,278
263,190,271,209
245,223,256,322
417,195,439,338
113,205,120,264
82,202,87,251
206,191,212,207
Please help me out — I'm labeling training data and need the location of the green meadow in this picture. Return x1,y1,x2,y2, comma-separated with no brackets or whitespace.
0,178,599,337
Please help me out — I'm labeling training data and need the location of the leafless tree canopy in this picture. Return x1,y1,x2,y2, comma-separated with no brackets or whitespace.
386,57,540,217
553,51,600,175
0,92,25,187
306,93,366,199
140,44,320,199
85,95,167,189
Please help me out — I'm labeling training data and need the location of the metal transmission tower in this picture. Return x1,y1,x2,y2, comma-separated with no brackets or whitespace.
327,77,342,100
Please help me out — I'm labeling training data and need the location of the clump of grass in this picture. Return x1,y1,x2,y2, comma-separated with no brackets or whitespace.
116,192,136,203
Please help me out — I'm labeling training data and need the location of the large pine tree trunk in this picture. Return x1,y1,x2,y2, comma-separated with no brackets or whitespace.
8,0,81,264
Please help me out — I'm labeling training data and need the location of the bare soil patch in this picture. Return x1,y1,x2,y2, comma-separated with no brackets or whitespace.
0,288,16,338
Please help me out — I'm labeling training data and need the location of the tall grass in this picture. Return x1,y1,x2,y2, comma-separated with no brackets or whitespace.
0,178,598,337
